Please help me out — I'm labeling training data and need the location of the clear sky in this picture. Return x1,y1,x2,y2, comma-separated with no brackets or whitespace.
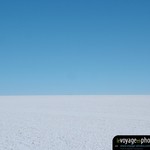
0,0,150,95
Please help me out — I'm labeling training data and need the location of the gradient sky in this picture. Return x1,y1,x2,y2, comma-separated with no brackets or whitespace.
0,0,150,95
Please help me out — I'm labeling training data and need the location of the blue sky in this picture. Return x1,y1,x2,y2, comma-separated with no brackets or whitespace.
0,0,150,95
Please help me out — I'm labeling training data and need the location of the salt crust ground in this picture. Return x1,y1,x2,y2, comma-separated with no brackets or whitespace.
0,95,150,150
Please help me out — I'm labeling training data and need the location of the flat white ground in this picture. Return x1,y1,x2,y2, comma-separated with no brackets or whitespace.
0,95,150,150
